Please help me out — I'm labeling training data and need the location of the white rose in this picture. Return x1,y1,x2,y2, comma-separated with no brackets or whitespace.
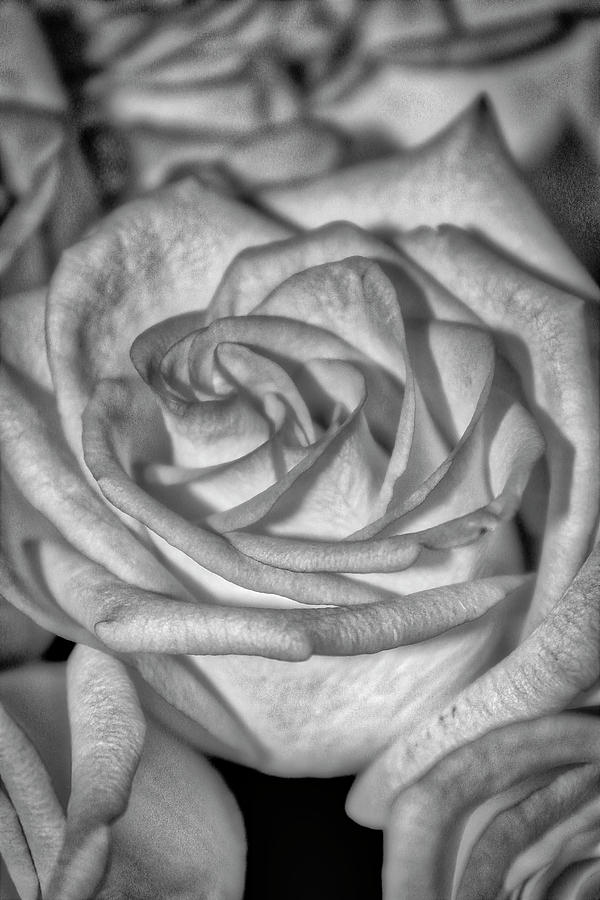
1,101,598,896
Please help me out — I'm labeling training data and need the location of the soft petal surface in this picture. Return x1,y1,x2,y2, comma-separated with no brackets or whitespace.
398,225,599,627
260,100,598,298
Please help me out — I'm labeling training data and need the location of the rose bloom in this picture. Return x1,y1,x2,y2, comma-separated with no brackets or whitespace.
1,101,599,896
309,0,600,273
0,646,245,899
50,0,351,201
0,1,98,296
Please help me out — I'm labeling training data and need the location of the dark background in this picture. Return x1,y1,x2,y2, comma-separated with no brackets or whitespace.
214,760,383,900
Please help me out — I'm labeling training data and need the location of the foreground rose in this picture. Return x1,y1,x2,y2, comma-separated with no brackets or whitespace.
309,0,600,271
55,0,349,201
0,2,98,295
1,101,598,894
0,647,245,899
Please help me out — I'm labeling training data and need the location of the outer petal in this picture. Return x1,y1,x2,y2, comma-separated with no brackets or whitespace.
136,575,526,776
398,226,599,628
75,0,347,198
0,650,246,900
0,676,66,897
381,713,600,900
0,289,71,658
45,646,146,900
117,120,345,194
0,597,52,666
0,3,98,294
260,99,598,299
99,721,245,900
314,8,599,162
0,365,182,600
46,179,289,456
348,542,600,826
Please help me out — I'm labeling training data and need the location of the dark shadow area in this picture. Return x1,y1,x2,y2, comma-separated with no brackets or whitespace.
212,760,383,900
41,636,74,662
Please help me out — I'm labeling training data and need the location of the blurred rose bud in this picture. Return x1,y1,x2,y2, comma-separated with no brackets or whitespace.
0,2,98,296
55,0,353,201
309,0,600,272
0,646,245,899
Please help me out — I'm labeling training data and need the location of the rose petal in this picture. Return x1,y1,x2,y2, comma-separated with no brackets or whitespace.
454,1,600,28
158,308,400,455
353,0,448,52
380,713,600,900
348,542,600,826
503,793,600,897
260,98,597,298
82,375,395,607
255,257,405,377
161,392,281,470
0,551,89,652
95,571,528,658
88,57,298,132
207,222,406,321
132,652,271,768
313,16,594,162
81,0,281,79
0,288,52,391
121,121,344,192
38,538,311,662
0,3,66,110
0,2,98,293
231,369,543,588
0,366,181,598
47,179,289,456
0,116,97,295
0,109,61,292
0,788,39,900
458,764,600,899
399,225,599,627
0,701,65,895
545,858,600,900
141,423,308,522
177,583,522,775
99,721,246,900
0,655,246,899
387,381,544,537
45,646,145,900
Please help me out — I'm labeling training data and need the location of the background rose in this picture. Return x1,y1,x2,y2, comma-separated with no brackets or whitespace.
0,2,98,296
308,0,600,275
36,0,350,204
0,646,245,900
